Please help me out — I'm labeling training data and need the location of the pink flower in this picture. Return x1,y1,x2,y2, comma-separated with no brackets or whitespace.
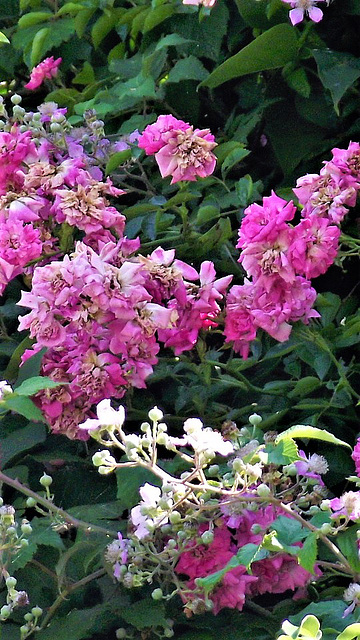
330,492,360,521
294,450,329,485
138,115,189,155
238,192,296,251
290,215,340,279
155,127,217,184
352,438,360,477
24,56,62,91
281,0,326,25
183,0,216,6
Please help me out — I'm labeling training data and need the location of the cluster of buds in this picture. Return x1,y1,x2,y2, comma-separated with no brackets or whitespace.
83,402,360,615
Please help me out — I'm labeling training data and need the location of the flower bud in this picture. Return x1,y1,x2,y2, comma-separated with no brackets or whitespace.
148,407,163,423
50,122,62,133
20,538,29,547
11,94,22,105
164,630,174,638
249,413,262,426
201,530,214,545
40,473,53,488
140,422,150,432
26,497,36,508
232,458,244,473
151,588,163,600
320,523,333,535
256,483,271,498
250,524,262,535
320,500,331,511
6,526,17,536
21,522,32,535
6,577,17,589
208,465,219,477
283,464,297,477
1,605,11,618
24,613,33,622
169,511,181,525
156,433,167,446
116,629,127,639
31,606,43,617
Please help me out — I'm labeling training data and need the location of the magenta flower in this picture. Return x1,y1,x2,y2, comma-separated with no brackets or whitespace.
294,450,328,485
329,492,360,522
352,438,360,477
138,115,189,155
25,57,62,91
282,0,326,25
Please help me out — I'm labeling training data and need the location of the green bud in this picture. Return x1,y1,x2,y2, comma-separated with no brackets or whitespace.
92,452,105,467
6,576,17,589
20,626,29,637
201,530,214,545
157,433,167,446
24,613,33,622
283,464,297,477
177,530,187,540
148,406,163,423
208,465,219,477
164,630,174,638
21,523,32,535
20,538,29,547
26,497,36,508
162,483,173,493
249,413,262,426
151,588,163,600
308,506,319,515
167,539,177,549
320,523,333,535
320,500,331,511
98,465,113,475
140,422,150,432
250,524,262,535
40,473,53,488
50,122,62,133
169,511,181,525
256,483,271,498
6,526,17,536
11,94,22,105
232,458,244,473
31,606,43,617
0,497,3,507
116,629,127,639
1,605,11,618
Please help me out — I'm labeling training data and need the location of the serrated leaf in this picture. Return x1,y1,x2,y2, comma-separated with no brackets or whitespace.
167,56,209,83
337,526,360,573
276,425,351,448
121,599,167,630
202,24,298,89
39,605,104,640
297,532,317,573
4,395,45,422
313,49,360,112
1,422,47,468
14,376,61,396
155,34,192,50
221,147,250,177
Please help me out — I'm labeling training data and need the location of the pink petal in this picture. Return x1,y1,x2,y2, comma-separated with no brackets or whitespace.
289,8,304,24
308,6,323,22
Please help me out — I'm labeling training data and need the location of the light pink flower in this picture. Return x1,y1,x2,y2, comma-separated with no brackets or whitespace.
24,56,62,91
155,127,217,184
352,438,360,477
282,0,326,25
183,0,216,6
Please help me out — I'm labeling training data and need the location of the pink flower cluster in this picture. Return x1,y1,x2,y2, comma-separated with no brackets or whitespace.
18,244,229,439
0,108,128,295
225,142,360,358
352,438,360,476
138,115,217,184
24,56,62,91
176,507,317,614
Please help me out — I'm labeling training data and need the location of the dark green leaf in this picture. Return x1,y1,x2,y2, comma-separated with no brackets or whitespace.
1,422,47,468
313,49,360,112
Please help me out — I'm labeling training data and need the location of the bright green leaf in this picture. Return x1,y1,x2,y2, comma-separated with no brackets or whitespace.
14,376,62,396
30,26,50,67
202,23,298,89
276,425,351,448
105,150,132,175
337,624,360,640
4,395,45,422
297,532,318,573
18,11,52,29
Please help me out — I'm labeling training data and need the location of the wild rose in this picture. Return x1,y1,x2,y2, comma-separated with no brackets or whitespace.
154,126,217,184
24,56,62,91
281,0,326,25
138,115,189,155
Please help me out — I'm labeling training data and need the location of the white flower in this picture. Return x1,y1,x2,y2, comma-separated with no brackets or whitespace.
78,399,125,431
0,381,13,401
130,483,168,539
170,418,234,458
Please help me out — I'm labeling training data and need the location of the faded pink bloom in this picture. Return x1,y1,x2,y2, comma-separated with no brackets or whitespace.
183,0,216,6
155,127,217,184
290,215,340,279
138,115,189,155
282,0,326,25
352,438,360,477
24,56,62,90
330,492,360,521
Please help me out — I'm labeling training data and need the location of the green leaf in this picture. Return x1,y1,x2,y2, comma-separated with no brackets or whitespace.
30,26,50,67
14,376,61,396
265,439,299,465
57,2,86,16
196,543,267,595
18,11,52,29
0,31,10,44
167,56,209,83
39,605,105,640
337,625,360,640
297,532,317,573
143,5,175,33
116,466,161,510
202,24,298,89
288,377,321,398
155,34,192,50
1,422,47,468
73,61,95,85
221,148,250,177
275,425,351,448
271,516,307,545
11,517,64,571
91,10,121,48
121,599,167,630
105,149,132,175
3,393,44,421
313,49,360,112
337,526,360,573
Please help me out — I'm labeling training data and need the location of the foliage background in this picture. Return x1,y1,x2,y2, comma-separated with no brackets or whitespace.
0,0,360,638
